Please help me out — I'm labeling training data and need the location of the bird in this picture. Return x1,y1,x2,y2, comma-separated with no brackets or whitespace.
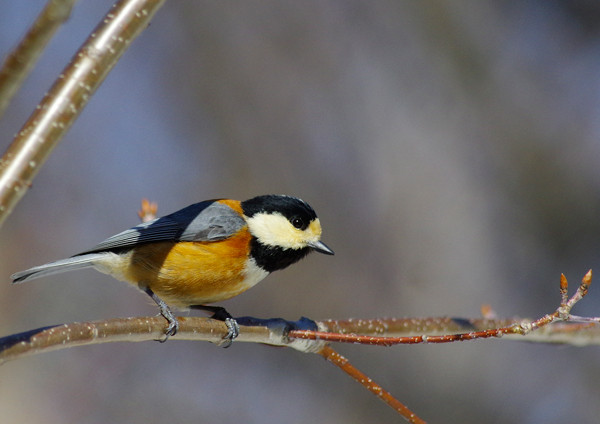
11,194,334,344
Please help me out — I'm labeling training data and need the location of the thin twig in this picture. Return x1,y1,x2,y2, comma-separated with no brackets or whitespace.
318,345,426,424
0,0,166,228
0,0,77,119
290,270,596,347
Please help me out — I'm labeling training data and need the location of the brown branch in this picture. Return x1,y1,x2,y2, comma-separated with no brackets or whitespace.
0,0,166,228
1,270,596,423
4,201,595,422
0,316,329,365
289,271,596,347
318,345,426,424
0,0,77,119
4,269,596,366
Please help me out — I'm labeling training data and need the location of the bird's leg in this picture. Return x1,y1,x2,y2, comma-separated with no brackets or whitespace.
144,287,179,341
190,305,239,347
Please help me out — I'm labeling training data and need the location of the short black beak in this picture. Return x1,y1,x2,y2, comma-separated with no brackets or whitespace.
308,240,334,255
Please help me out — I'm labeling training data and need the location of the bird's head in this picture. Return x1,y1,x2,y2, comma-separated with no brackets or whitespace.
242,195,334,271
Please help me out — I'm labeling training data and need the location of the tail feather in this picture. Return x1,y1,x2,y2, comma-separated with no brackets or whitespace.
11,254,103,284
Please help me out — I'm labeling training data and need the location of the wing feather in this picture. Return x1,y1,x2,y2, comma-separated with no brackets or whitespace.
76,200,246,255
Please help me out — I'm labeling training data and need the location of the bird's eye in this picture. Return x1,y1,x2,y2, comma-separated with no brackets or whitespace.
291,217,304,229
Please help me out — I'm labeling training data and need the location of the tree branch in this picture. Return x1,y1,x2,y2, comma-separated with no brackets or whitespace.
318,345,426,424
0,0,165,228
2,270,597,365
0,315,329,365
1,270,596,424
0,0,77,119
290,270,599,346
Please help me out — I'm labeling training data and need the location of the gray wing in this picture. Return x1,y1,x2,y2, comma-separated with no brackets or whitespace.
76,200,246,255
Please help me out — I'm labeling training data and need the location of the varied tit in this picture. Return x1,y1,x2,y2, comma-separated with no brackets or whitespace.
11,195,334,343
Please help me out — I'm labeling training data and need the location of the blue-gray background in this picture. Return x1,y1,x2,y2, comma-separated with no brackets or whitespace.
1,2,600,423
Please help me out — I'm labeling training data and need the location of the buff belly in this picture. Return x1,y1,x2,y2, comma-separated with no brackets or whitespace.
93,231,268,308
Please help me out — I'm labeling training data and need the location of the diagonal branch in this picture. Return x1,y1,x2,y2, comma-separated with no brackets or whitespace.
0,0,166,228
0,0,77,119
318,345,426,424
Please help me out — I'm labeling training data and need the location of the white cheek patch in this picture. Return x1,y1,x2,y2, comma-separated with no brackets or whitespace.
246,213,322,250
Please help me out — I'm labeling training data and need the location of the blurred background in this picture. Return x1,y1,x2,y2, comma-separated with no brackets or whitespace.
1,1,600,423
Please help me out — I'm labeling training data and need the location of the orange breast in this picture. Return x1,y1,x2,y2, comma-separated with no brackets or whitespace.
121,228,261,308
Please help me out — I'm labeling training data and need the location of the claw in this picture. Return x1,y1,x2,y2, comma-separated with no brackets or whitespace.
159,314,179,343
218,317,240,348
145,287,179,342
190,305,240,347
